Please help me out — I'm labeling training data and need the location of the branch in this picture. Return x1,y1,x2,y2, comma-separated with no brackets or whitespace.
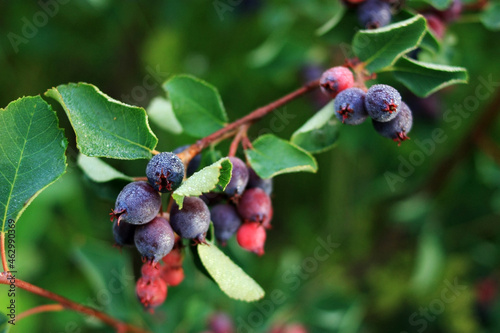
1,232,7,272
0,274,149,333
17,304,64,321
177,79,320,163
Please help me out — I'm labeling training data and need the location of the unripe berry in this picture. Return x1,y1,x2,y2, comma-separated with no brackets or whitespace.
247,168,273,195
319,67,354,99
225,157,249,197
372,101,413,144
358,0,392,29
173,145,201,177
141,262,161,280
111,181,161,225
236,222,266,255
146,152,185,192
170,197,211,243
211,204,242,244
112,220,136,247
237,188,272,228
334,88,368,125
135,276,167,309
134,216,175,263
161,267,185,286
365,84,402,122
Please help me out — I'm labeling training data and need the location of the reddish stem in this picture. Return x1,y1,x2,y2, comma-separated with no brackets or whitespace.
17,304,64,321
0,274,149,333
1,232,8,272
228,125,249,157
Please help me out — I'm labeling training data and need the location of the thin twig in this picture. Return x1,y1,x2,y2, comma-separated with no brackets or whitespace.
1,232,8,272
16,304,64,321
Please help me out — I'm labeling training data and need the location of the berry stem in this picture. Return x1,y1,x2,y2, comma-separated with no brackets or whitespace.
16,304,64,321
176,79,320,163
228,124,249,157
133,176,148,181
1,232,8,272
0,273,149,333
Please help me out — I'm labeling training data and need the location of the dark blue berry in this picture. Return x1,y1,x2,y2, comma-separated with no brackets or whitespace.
134,216,175,263
365,84,402,122
224,157,249,197
247,167,273,195
111,181,161,225
372,101,413,144
173,145,201,177
210,204,242,244
146,152,185,193
170,197,211,243
112,220,136,247
334,88,368,125
358,0,392,29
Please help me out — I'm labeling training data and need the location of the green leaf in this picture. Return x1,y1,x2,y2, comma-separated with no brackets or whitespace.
245,134,318,179
46,82,158,160
315,0,346,36
0,96,67,231
481,2,500,31
77,154,133,183
0,312,11,333
420,31,440,54
290,101,340,154
163,75,228,137
390,56,468,97
421,0,452,10
353,15,427,73
172,158,232,209
147,96,183,134
198,242,265,302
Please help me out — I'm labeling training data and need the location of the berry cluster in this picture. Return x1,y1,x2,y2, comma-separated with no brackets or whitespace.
320,66,413,144
205,156,273,255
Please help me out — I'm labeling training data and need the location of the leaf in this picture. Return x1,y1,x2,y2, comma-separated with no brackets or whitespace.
146,96,183,134
0,96,67,231
163,75,228,137
352,15,427,73
481,2,500,31
421,0,453,10
390,56,468,97
77,154,133,183
172,158,232,209
46,82,158,160
290,101,340,154
420,31,440,54
245,134,318,179
0,312,11,333
315,0,346,36
198,242,265,302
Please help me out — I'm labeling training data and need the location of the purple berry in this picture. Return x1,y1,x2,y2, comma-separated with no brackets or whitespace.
225,157,249,197
238,188,273,229
247,168,273,195
211,204,242,244
173,145,201,177
112,220,136,247
111,181,161,225
365,84,402,122
358,0,392,29
170,197,211,243
146,152,185,193
334,88,368,125
134,216,175,263
372,101,413,144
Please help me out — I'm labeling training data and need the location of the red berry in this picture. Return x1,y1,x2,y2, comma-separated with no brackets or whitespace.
236,222,266,255
319,66,354,99
237,188,272,227
424,14,446,39
141,262,161,279
162,249,183,268
135,276,167,310
161,267,185,286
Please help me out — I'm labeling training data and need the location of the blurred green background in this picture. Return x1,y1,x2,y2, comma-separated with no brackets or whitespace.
1,0,500,332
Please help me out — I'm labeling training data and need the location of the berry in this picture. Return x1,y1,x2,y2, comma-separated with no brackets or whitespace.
237,188,272,228
200,192,226,206
162,249,183,268
440,0,462,22
365,84,402,122
135,276,167,309
358,0,392,29
224,157,249,197
173,145,201,177
161,267,185,286
112,220,136,247
111,181,161,225
236,222,266,255
208,312,235,333
134,216,176,263
141,262,161,279
211,204,242,244
247,168,273,195
319,67,354,99
170,197,211,243
424,14,446,39
372,101,413,144
333,88,368,125
146,152,185,192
